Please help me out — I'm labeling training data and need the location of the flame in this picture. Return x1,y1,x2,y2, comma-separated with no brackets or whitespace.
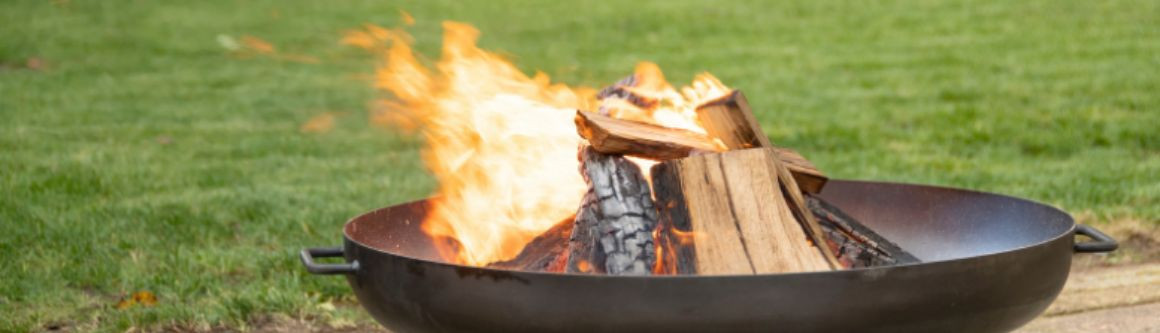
350,18,734,266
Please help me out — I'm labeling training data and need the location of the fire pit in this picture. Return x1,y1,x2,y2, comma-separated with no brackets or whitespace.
301,180,1116,333
312,19,1120,332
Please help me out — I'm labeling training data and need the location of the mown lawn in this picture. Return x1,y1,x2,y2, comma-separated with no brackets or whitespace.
1,0,1157,331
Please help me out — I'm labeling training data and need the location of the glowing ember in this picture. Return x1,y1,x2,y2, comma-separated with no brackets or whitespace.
345,18,734,266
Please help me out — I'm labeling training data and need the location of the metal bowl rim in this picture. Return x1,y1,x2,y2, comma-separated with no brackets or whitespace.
342,179,1077,279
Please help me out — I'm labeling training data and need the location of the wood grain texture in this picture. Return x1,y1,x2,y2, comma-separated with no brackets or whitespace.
652,148,832,274
694,90,840,268
773,147,828,194
695,90,772,149
575,111,722,160
696,90,828,194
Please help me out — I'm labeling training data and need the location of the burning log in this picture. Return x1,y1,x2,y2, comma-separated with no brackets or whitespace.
487,215,574,272
500,74,915,275
565,146,657,275
808,196,920,268
596,75,658,113
651,148,831,274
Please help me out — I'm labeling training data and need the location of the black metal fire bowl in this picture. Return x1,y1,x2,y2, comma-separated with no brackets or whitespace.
301,180,1116,333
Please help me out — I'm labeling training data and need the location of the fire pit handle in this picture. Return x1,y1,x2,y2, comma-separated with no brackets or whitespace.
300,247,359,275
1073,224,1118,253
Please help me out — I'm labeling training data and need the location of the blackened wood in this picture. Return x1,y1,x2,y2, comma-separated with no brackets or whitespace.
596,75,658,112
595,74,659,120
565,146,658,275
807,196,920,268
487,215,574,272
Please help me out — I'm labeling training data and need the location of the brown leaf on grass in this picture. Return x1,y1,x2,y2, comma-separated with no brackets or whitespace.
300,113,336,133
25,57,45,70
241,36,276,54
116,291,158,309
400,10,415,26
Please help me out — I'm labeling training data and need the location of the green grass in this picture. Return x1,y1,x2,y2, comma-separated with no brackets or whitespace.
1,0,1157,331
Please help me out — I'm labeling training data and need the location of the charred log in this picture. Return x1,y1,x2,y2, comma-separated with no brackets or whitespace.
596,75,658,113
487,215,575,272
565,146,658,275
808,196,920,268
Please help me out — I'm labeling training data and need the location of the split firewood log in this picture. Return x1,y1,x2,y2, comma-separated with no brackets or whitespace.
695,91,828,194
565,146,658,275
652,148,831,274
571,92,917,270
575,111,722,160
576,110,826,190
690,90,841,268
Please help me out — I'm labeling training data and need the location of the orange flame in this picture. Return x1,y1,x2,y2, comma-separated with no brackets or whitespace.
351,18,734,266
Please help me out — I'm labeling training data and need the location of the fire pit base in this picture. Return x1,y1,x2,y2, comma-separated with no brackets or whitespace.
302,180,1116,333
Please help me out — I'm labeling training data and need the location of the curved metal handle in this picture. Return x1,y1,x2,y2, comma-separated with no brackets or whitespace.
300,247,359,275
1074,224,1118,253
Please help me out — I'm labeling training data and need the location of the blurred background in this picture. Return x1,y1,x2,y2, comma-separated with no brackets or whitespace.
1,0,1156,331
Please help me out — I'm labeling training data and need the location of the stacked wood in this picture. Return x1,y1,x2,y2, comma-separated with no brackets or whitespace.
651,148,832,274
489,79,919,274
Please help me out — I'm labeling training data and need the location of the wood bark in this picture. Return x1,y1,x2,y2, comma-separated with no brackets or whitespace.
808,196,920,268
487,215,574,272
693,90,840,268
565,146,658,275
652,148,832,274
